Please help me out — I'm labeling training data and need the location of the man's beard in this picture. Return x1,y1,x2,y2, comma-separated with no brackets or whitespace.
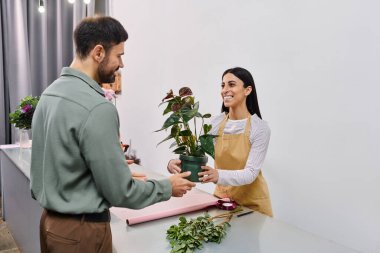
98,58,117,83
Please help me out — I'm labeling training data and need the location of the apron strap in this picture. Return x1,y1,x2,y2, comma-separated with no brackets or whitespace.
217,114,229,136
244,115,251,137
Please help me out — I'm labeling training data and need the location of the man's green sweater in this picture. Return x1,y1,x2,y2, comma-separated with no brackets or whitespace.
31,67,171,214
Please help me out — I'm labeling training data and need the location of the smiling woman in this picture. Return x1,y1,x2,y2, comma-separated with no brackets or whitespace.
199,67,273,217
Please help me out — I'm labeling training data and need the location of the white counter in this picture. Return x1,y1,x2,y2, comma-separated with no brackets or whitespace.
0,146,359,253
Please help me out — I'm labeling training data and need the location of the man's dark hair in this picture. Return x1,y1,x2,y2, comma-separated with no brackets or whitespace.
73,16,128,59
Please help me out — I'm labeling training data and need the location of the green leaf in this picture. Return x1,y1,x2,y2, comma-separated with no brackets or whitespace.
191,147,204,157
181,102,199,123
173,146,187,154
182,96,194,105
203,124,212,135
155,114,181,132
199,134,216,158
171,125,180,137
202,113,211,118
163,99,176,115
169,141,178,149
178,130,192,136
157,134,174,146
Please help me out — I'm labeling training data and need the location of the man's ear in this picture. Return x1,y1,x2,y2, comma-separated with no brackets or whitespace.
92,45,105,63
245,86,253,96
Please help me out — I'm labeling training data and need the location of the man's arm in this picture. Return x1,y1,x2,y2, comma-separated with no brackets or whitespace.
79,103,194,209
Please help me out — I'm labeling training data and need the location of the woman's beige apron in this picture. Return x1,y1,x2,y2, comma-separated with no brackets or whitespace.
214,115,273,217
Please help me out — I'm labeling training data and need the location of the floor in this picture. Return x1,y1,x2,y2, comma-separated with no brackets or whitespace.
0,196,20,253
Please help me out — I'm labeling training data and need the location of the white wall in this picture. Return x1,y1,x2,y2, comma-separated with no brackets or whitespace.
112,1,380,252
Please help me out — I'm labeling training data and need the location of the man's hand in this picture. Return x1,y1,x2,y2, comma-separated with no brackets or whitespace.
131,171,147,181
169,171,196,197
167,159,182,174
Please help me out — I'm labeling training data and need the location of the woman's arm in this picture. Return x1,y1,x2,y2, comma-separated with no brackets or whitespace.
200,119,271,185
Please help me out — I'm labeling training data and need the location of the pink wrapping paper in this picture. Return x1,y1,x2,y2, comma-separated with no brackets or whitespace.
110,188,219,225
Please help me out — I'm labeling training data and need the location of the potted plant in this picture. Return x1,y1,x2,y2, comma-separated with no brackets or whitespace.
156,87,217,182
9,95,39,148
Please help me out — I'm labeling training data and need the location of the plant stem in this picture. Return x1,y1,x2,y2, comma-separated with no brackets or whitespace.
209,206,243,220
194,117,197,143
183,121,193,154
217,215,233,227
199,117,204,137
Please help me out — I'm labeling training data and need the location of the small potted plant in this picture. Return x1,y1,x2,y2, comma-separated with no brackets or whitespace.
156,87,217,182
9,95,39,148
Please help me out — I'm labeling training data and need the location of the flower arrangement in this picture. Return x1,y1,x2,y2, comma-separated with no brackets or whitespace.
156,87,216,158
9,96,39,129
102,87,117,105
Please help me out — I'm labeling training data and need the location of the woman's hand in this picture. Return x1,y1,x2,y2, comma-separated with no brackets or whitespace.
198,166,219,183
167,159,182,174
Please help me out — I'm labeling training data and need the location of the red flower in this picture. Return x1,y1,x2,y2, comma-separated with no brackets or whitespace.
162,89,174,102
179,87,192,97
21,104,32,114
171,103,181,112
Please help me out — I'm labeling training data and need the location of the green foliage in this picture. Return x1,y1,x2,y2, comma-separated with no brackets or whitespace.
9,96,39,129
156,87,217,158
166,213,230,253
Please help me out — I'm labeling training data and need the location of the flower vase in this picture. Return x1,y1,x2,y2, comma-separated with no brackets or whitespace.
19,129,31,148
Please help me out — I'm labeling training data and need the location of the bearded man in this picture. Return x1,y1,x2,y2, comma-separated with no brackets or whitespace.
30,16,195,253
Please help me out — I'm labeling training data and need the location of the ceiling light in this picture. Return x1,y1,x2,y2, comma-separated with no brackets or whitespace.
38,0,45,13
